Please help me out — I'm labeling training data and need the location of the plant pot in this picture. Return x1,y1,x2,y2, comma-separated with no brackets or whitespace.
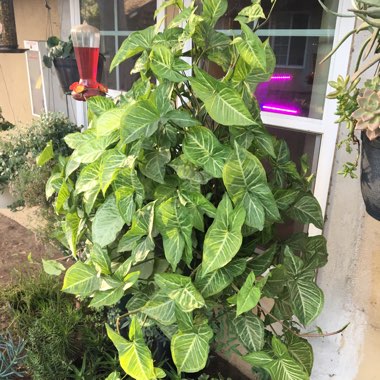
53,55,105,94
361,132,380,220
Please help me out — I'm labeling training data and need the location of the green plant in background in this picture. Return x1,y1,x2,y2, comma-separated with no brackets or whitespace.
320,0,380,177
44,1,331,379
0,113,78,206
42,36,74,68
0,332,26,379
1,271,121,380
0,107,14,132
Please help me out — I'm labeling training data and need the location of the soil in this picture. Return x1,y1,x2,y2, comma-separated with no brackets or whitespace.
0,213,59,286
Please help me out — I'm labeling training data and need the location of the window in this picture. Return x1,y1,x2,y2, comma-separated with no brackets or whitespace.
79,0,157,91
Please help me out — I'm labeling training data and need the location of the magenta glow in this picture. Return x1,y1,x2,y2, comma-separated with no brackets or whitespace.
261,104,300,115
270,74,293,81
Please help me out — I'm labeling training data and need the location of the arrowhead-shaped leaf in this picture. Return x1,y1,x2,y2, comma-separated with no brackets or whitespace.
201,194,245,275
62,261,100,296
191,67,254,126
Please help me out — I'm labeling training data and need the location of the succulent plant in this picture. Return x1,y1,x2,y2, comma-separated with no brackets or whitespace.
352,87,380,140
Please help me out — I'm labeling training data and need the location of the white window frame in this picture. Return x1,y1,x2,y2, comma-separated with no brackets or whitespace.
69,0,355,235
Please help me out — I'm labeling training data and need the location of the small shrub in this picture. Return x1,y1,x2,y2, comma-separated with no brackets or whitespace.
0,112,78,202
1,272,121,380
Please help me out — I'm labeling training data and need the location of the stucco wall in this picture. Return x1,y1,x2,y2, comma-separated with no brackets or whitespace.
0,0,60,125
311,23,380,380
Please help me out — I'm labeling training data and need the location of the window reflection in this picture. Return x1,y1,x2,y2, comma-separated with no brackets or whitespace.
215,0,338,119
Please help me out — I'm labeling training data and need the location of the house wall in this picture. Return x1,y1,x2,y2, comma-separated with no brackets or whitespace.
0,0,61,125
311,24,380,380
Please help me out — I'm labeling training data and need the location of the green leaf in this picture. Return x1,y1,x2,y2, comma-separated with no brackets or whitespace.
36,140,54,166
110,26,155,72
274,189,300,210
233,313,265,352
235,3,265,24
70,131,120,164
243,337,309,380
171,324,213,373
95,108,124,137
195,258,246,298
234,24,266,72
250,244,277,276
105,371,121,380
55,181,70,213
201,194,245,275
183,126,230,177
90,286,125,308
288,195,324,229
223,143,280,230
99,149,129,194
191,67,254,126
139,149,171,184
236,272,261,316
150,45,187,82
92,194,125,247
90,244,111,275
64,212,83,257
142,293,176,326
42,259,65,276
286,334,314,375
87,96,115,118
155,273,205,312
202,0,228,26
155,197,193,270
106,324,156,380
165,109,201,128
288,278,324,326
120,100,160,144
170,156,213,184
62,261,101,296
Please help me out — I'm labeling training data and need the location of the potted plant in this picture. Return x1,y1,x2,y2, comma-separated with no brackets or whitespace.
43,36,105,94
43,1,337,379
322,0,380,219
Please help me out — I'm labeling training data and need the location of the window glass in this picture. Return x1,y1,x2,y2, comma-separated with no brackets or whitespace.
215,0,338,119
117,0,156,31
80,0,156,91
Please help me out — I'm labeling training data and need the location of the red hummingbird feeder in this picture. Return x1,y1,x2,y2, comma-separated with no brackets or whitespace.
70,21,107,101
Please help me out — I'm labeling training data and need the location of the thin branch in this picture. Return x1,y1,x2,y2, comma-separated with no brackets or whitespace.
318,0,355,17
256,304,349,339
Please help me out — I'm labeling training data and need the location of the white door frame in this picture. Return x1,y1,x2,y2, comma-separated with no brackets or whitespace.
69,0,356,235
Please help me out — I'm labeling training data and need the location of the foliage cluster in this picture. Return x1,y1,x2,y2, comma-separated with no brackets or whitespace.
0,112,78,208
43,36,74,68
0,107,14,132
0,271,121,379
321,0,380,177
45,1,328,379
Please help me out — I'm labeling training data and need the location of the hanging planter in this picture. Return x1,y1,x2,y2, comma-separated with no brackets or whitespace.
43,36,105,94
361,132,380,221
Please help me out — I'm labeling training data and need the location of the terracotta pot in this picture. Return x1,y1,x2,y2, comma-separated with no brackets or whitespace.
361,132,380,220
53,55,105,94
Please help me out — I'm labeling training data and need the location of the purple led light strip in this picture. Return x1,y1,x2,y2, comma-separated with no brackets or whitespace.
262,104,300,115
270,74,292,81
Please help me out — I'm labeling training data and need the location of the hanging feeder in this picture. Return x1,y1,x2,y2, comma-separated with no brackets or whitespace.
70,21,107,101
0,0,27,53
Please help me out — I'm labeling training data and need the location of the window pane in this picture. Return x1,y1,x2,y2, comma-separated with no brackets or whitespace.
100,36,116,90
118,37,140,91
213,0,338,119
118,0,156,31
80,0,115,31
266,126,321,237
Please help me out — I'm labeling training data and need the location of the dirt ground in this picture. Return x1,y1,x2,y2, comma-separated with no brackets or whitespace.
0,213,59,285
